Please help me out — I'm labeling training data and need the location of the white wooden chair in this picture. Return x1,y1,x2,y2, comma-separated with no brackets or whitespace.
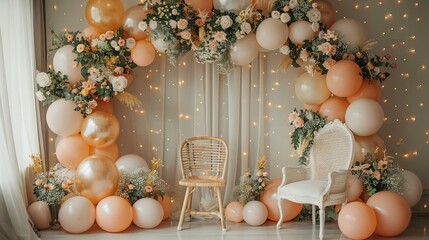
177,136,228,231
276,120,355,239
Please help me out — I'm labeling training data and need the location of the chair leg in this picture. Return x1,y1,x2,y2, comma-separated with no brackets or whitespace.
319,207,325,239
215,187,226,231
276,199,284,229
312,205,316,225
187,187,194,221
177,187,191,231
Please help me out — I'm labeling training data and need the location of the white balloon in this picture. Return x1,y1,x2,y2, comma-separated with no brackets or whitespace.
230,33,259,66
345,99,384,137
213,0,252,14
289,20,317,45
330,18,367,47
27,201,51,230
115,154,148,173
133,198,164,228
256,18,289,50
59,196,95,233
242,201,268,226
53,45,83,85
46,99,84,137
402,170,423,207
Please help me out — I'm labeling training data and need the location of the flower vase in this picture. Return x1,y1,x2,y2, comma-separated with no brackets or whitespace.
48,203,61,230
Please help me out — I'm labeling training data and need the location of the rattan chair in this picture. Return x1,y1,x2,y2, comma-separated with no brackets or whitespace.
276,120,355,239
177,136,228,231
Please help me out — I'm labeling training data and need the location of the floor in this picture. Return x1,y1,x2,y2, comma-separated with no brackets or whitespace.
39,216,428,240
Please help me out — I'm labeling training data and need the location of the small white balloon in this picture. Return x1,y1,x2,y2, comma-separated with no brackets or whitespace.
330,18,367,47
115,154,148,173
256,18,289,50
402,170,423,207
53,45,83,85
289,20,317,45
345,99,384,137
46,99,84,137
230,33,259,66
213,0,252,14
59,196,96,233
27,201,51,230
133,198,164,228
242,201,268,226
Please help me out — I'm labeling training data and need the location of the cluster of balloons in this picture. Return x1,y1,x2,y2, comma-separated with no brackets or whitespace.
225,178,303,226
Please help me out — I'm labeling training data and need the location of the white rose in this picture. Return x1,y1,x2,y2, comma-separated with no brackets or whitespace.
289,0,298,9
109,75,128,92
220,15,233,29
271,11,280,19
110,40,118,47
169,20,177,29
126,38,136,49
35,91,46,101
172,9,178,15
138,21,148,31
280,13,291,23
307,8,321,23
240,22,252,34
36,72,51,87
311,22,320,32
149,20,158,30
279,45,290,55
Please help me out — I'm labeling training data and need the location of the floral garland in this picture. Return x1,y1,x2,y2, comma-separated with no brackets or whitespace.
351,150,405,197
234,156,269,204
36,28,139,116
117,158,169,204
30,154,75,206
288,109,327,166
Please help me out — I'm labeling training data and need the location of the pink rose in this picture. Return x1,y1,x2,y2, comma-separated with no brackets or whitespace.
294,117,304,128
367,61,374,70
103,96,110,102
209,41,217,50
288,111,299,123
180,31,191,40
67,34,73,41
105,31,114,40
76,44,85,53
318,42,336,56
196,18,204,27
118,39,125,46
323,58,337,69
177,19,188,30
214,31,226,42
373,170,381,180
88,100,98,109
145,185,153,193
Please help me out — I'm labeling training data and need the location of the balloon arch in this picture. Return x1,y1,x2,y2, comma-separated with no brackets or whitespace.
29,0,423,238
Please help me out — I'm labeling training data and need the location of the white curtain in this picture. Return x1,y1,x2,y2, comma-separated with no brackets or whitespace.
0,0,40,239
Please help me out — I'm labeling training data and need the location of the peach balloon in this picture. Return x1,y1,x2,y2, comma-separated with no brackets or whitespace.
56,134,90,169
242,201,268,226
256,18,289,50
338,202,376,239
90,143,119,162
133,198,164,229
82,25,103,39
96,196,133,232
46,99,84,137
75,155,119,205
304,104,321,112
345,99,384,137
353,134,386,163
265,177,281,191
367,191,411,237
185,0,213,12
319,96,349,122
289,20,317,45
326,60,363,97
158,195,172,220
53,45,83,85
95,100,113,114
347,174,363,202
58,196,96,233
295,72,331,105
261,186,303,222
123,5,148,41
331,18,367,47
347,79,382,103
314,0,336,27
131,40,156,67
225,201,244,223
85,0,125,32
81,111,120,148
121,73,134,86
27,201,51,230
230,33,259,66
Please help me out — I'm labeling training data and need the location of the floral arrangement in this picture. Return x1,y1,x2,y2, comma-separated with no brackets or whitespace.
117,158,169,204
272,0,322,31
289,109,327,165
192,7,263,72
30,154,75,206
36,28,139,116
143,0,197,64
351,150,405,197
234,156,269,204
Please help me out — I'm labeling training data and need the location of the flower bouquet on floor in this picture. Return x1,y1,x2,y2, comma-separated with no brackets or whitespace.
234,156,269,204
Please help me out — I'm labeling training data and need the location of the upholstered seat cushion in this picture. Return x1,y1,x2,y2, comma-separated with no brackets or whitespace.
278,180,328,200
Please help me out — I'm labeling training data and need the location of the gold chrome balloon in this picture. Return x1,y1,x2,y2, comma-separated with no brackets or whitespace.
81,111,120,148
85,0,125,31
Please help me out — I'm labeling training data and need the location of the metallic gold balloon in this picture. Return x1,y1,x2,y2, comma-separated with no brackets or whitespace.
123,5,149,41
75,155,119,205
314,0,337,28
81,111,120,148
85,0,125,32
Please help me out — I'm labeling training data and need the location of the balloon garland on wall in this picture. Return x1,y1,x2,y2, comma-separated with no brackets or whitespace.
30,0,423,237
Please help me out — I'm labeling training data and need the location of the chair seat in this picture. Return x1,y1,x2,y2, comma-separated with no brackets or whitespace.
278,180,328,200
179,178,226,187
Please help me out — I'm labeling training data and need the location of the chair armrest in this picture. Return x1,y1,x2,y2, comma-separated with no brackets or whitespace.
321,170,350,196
278,166,311,190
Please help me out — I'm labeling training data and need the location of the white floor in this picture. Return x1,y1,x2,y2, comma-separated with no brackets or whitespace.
39,216,428,240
